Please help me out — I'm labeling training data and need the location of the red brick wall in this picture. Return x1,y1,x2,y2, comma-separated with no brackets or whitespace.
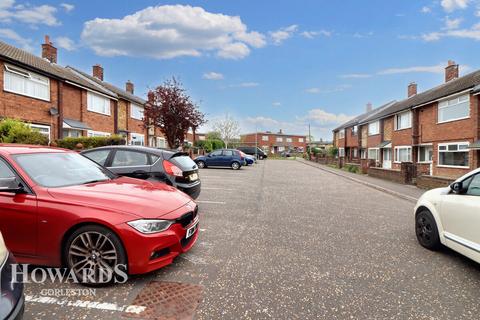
81,91,115,134
345,127,358,147
62,84,82,120
0,60,59,140
241,133,307,151
367,133,381,149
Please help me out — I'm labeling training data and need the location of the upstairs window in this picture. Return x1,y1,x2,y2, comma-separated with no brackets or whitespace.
276,137,283,142
298,137,304,142
87,92,111,115
131,103,144,120
438,94,469,123
286,137,292,143
395,111,411,130
4,64,50,101
368,121,380,135
338,130,345,139
352,126,358,136
262,135,268,141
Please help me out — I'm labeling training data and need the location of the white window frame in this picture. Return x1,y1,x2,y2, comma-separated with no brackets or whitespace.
437,141,470,168
395,110,412,131
130,103,144,120
87,130,110,137
286,137,293,143
437,94,470,124
129,133,145,146
87,92,111,116
368,148,380,161
276,137,283,142
338,130,345,139
353,148,358,158
4,64,50,101
156,137,166,148
418,145,433,163
394,146,412,163
298,137,304,142
360,149,367,159
368,121,380,136
351,126,358,136
262,135,268,141
338,147,345,157
29,123,51,141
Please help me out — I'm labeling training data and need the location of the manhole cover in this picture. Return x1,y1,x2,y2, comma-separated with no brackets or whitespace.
124,281,203,320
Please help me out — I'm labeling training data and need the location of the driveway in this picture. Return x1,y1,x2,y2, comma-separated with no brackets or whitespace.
24,160,480,319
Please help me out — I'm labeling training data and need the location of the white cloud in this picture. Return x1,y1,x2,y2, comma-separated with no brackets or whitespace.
269,24,298,45
444,16,462,30
422,22,480,41
300,109,353,126
272,102,281,107
229,82,260,88
0,28,32,51
60,3,74,12
0,1,60,26
421,6,432,13
441,0,470,12
353,31,374,38
378,63,446,75
305,84,352,94
300,30,331,39
203,72,224,80
55,36,76,51
81,5,266,60
339,73,372,79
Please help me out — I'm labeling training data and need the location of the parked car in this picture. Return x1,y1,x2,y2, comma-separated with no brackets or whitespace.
280,151,292,157
414,168,480,263
194,149,244,170
0,231,24,320
238,151,254,166
236,146,267,160
0,144,199,285
81,146,201,199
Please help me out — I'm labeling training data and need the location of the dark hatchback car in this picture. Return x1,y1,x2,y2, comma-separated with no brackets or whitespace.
82,146,201,199
0,232,24,320
236,146,267,160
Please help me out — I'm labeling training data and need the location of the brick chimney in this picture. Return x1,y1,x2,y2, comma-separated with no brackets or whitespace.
92,64,104,81
445,60,459,82
41,35,57,63
366,102,373,112
408,82,417,97
279,129,283,134
126,80,134,94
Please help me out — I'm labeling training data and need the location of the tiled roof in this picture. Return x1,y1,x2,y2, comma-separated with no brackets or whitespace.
0,40,117,98
363,70,480,122
333,101,396,131
68,67,146,105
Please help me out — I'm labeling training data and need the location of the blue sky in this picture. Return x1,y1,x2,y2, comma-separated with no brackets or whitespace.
0,0,479,139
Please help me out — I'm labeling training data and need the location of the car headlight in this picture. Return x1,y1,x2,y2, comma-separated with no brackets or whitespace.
127,219,173,234
0,232,7,265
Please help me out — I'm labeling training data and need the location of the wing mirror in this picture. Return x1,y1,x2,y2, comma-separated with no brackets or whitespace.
0,177,25,194
450,182,464,194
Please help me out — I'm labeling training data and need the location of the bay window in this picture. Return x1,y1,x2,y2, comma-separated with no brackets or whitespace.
438,142,469,167
368,121,379,135
394,146,412,163
395,111,411,130
4,64,50,101
87,92,111,115
438,94,469,123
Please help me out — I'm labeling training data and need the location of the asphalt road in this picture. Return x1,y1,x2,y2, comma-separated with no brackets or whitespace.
23,159,480,319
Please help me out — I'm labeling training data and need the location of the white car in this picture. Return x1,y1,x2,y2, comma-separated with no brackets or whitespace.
414,168,480,263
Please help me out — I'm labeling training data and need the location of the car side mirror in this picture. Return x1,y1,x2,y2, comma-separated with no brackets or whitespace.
207,154,212,157
0,177,25,194
450,182,464,194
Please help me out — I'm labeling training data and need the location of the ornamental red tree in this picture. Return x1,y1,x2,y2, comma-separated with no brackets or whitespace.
144,78,206,149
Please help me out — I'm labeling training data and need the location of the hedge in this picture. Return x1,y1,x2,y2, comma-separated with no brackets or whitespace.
0,119,49,145
56,135,126,150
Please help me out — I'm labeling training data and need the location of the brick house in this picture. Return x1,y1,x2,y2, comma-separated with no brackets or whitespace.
240,130,306,154
333,60,480,180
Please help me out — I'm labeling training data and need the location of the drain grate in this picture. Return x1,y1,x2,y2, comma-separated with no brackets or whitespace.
124,281,203,320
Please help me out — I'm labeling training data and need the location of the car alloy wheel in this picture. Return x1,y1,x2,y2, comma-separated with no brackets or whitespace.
415,210,440,250
231,162,240,170
197,161,205,169
66,226,126,285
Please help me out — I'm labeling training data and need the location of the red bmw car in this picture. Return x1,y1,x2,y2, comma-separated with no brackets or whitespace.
0,145,199,284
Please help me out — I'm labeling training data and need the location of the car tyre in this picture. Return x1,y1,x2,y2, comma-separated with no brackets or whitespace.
415,209,441,251
231,161,240,170
64,225,127,286
197,161,206,169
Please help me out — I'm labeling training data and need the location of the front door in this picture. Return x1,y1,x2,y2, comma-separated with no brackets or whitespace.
382,148,392,169
0,157,37,256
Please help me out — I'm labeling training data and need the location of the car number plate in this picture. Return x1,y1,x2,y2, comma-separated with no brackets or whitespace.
186,221,198,239
189,173,198,181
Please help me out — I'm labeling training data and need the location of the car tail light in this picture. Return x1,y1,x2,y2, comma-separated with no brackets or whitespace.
163,160,183,177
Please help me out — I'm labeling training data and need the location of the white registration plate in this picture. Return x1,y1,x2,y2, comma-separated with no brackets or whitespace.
189,173,199,181
186,220,198,239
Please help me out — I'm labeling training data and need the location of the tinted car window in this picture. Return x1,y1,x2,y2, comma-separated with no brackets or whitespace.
83,150,110,166
223,150,234,156
0,159,15,178
112,150,149,167
210,150,222,156
467,174,480,196
170,155,197,170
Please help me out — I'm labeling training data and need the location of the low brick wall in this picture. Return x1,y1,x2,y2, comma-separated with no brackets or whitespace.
368,167,405,184
416,175,454,190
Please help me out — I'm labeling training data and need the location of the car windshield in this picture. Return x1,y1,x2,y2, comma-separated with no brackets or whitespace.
14,152,114,188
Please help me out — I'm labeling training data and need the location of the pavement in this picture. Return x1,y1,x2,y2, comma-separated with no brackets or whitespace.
23,159,480,319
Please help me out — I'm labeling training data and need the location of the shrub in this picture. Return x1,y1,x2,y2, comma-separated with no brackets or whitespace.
0,119,49,145
327,146,338,157
194,139,224,153
56,135,126,150
344,164,359,174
